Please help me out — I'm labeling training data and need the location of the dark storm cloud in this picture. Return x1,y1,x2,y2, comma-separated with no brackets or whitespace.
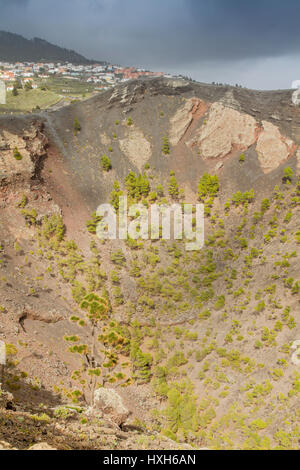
0,0,29,8
185,0,300,61
0,0,299,88
1,0,300,63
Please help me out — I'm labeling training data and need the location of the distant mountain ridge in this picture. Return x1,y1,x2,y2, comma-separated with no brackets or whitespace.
0,30,105,64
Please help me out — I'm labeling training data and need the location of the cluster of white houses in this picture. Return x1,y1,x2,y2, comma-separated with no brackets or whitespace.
0,60,172,91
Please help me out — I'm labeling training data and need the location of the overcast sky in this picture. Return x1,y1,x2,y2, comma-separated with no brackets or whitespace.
0,0,300,89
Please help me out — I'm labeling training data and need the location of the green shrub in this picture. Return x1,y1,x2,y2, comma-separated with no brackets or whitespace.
125,171,150,200
198,309,211,320
232,189,255,207
73,118,81,135
261,199,270,213
162,136,170,155
255,300,266,313
130,341,153,382
42,214,65,240
86,212,103,234
283,167,293,184
162,381,199,439
156,184,164,197
80,293,109,322
214,295,225,310
21,208,37,225
168,351,188,368
17,193,28,208
198,174,219,201
168,175,179,199
111,249,126,266
113,287,124,305
13,147,23,161
110,180,123,211
101,155,112,171
72,282,87,304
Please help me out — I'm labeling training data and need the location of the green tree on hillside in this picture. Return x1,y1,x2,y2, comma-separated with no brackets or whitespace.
80,293,109,402
162,136,170,155
13,147,23,161
73,118,81,135
168,175,179,199
110,180,123,211
101,155,112,172
198,173,219,201
283,167,294,184
162,380,199,441
125,171,150,200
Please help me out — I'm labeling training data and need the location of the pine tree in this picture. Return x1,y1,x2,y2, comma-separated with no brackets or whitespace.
110,180,123,211
168,175,179,199
73,118,81,135
80,293,109,403
198,173,219,201
100,155,112,171
162,136,170,155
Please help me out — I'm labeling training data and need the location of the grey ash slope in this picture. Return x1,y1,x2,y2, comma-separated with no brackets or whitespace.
42,77,300,211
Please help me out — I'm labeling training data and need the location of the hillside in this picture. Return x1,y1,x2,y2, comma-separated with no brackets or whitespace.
0,31,103,64
0,77,299,450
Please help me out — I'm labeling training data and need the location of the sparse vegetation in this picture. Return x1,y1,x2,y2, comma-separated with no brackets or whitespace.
1,78,299,451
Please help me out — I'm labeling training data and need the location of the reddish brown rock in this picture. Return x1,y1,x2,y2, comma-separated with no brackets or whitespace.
188,103,257,159
169,98,208,146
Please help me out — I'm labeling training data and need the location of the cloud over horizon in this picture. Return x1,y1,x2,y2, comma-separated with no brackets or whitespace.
0,0,299,89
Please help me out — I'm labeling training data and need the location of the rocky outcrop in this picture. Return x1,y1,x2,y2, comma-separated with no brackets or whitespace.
109,82,147,107
17,307,63,332
169,98,208,146
100,132,111,146
188,102,257,159
88,388,130,426
0,130,35,185
0,122,48,186
256,121,295,173
0,440,56,450
292,89,300,106
0,440,16,450
219,89,242,111
0,385,14,410
296,149,300,171
108,78,192,108
119,127,152,171
28,442,56,450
